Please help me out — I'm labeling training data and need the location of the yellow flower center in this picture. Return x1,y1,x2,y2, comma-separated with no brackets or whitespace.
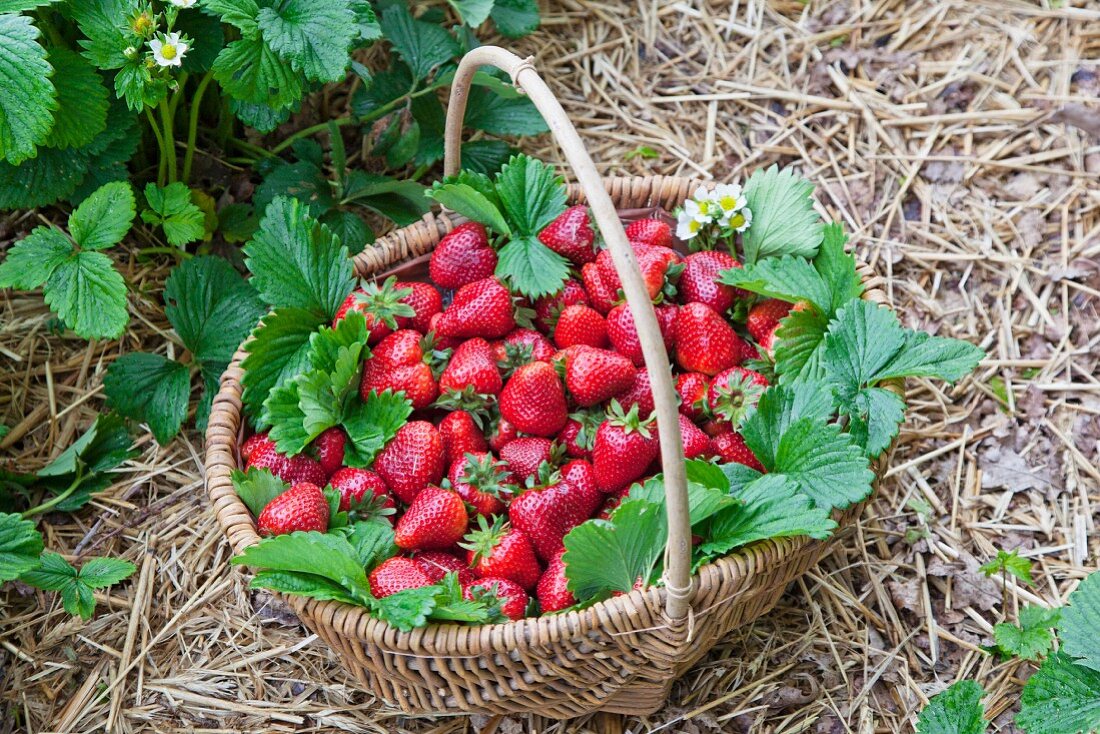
696,200,710,216
719,195,739,212
728,213,745,229
689,220,702,233
131,13,154,35
161,43,177,60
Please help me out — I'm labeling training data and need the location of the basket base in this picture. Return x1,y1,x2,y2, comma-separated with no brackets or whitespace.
597,680,675,716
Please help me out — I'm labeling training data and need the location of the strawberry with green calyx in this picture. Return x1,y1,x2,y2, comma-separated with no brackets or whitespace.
246,439,287,477
439,337,503,396
595,244,681,302
538,205,597,266
746,298,794,344
493,328,556,377
462,576,529,621
680,251,746,313
314,426,347,477
675,372,710,422
592,401,659,493
675,302,747,376
257,482,329,536
553,304,608,349
439,410,489,466
534,278,590,333
580,262,620,315
615,367,656,418
401,281,443,333
487,411,520,453
412,551,477,585
563,346,637,407
435,277,517,340
394,485,469,551
369,557,433,598
710,431,765,472
500,437,561,484
461,515,541,591
430,222,498,290
537,550,576,613
624,218,673,248
335,277,417,344
329,467,393,513
374,421,444,504
605,302,677,367
360,329,445,410
499,361,568,437
707,366,768,429
558,408,603,459
448,451,515,517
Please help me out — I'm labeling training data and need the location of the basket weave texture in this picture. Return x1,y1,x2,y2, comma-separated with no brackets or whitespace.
204,170,888,719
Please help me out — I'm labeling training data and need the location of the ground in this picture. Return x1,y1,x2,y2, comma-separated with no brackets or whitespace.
2,1,1099,732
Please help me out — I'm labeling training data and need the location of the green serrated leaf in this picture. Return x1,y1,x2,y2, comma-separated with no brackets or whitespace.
874,331,986,384
718,256,832,313
915,680,986,734
846,386,907,457
68,181,135,251
218,203,258,243
39,413,136,481
241,308,325,425
71,0,139,69
0,513,44,583
979,549,1033,585
232,530,372,604
245,196,356,321
232,467,289,517
379,4,459,81
141,182,205,247
43,250,128,339
0,226,73,290
448,0,495,27
202,0,260,37
78,556,136,588
250,569,361,605
741,165,823,264
335,521,396,568
1060,571,1100,673
175,7,225,73
425,182,510,235
489,0,539,37
212,37,303,110
256,0,357,83
774,307,829,384
461,140,516,176
342,390,413,468
0,144,87,210
563,498,666,603
20,552,134,620
43,48,109,151
0,13,56,165
103,353,190,444
1016,652,1100,734
495,154,566,235
372,585,438,631
993,605,1060,661
495,235,570,299
463,86,547,136
815,222,863,313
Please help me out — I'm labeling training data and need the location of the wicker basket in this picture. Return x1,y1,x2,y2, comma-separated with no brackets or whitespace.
205,47,890,719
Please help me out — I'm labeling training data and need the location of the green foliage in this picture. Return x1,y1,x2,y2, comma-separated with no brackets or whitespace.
915,681,986,734
0,513,45,582
992,606,1060,661
562,497,667,603
141,182,205,247
1016,652,1100,734
0,13,56,165
240,308,326,425
741,165,824,264
232,467,288,517
103,353,190,444
20,552,135,620
979,548,1033,586
1058,571,1100,674
0,181,134,339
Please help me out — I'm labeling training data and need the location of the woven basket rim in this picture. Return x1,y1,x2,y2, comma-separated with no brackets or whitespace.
204,173,890,653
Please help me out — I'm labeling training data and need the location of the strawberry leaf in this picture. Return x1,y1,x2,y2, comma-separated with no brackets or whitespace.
20,552,135,620
43,48,108,151
232,467,289,517
1059,570,1100,673
741,165,823,264
774,306,829,384
250,569,362,605
1016,652,1100,734
0,227,74,290
0,13,55,165
563,497,666,603
255,0,357,83
425,180,510,235
447,0,494,27
494,154,566,236
495,235,570,299
342,390,413,468
428,572,491,623
43,250,128,340
371,585,439,631
232,530,373,605
915,680,987,734
102,353,190,445
379,4,459,82
718,256,833,313
992,605,1060,661
68,180,135,251
332,521,396,568
141,183,205,247
463,86,547,136
241,308,326,425
490,0,540,37
0,513,44,583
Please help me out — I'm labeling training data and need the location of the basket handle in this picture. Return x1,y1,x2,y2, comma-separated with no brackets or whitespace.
443,47,693,620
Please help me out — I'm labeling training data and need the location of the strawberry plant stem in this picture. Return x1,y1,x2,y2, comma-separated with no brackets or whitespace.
145,108,169,187
21,475,82,519
269,116,357,157
158,99,178,184
183,72,215,185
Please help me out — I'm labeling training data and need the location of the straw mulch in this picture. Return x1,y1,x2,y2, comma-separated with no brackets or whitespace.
3,1,1099,732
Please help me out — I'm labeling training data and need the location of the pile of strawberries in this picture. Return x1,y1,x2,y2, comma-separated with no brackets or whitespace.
239,206,795,621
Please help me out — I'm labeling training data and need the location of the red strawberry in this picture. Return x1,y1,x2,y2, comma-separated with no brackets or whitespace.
711,431,764,472
675,372,710,422
493,328,555,376
448,451,514,517
412,551,477,585
680,251,743,314
624,218,673,248
240,432,272,462
329,467,393,512
553,304,608,349
499,361,568,437
394,486,468,551
462,516,541,590
675,302,746,376
439,337,502,396
616,367,655,417
436,277,516,340
499,437,556,483
360,329,440,410
538,205,596,266
246,440,287,477
746,299,794,344
534,279,590,333
333,277,417,344
429,312,460,350
558,409,602,459
487,413,520,453
677,414,712,459
401,281,443,333
439,410,488,466
702,419,728,438
707,366,768,427
463,577,528,621
280,454,328,486
580,262,619,315
596,245,680,301
429,222,497,290
557,459,603,523
564,346,637,407
374,421,444,504
369,557,433,598
314,427,346,477
509,483,577,562
257,482,329,536
592,402,659,493
537,550,575,613
605,303,676,367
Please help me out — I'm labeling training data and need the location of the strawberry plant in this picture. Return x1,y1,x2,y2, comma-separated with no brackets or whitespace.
224,155,985,632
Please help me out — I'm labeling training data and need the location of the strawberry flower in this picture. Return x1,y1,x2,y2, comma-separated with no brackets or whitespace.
149,32,188,68
169,0,197,6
